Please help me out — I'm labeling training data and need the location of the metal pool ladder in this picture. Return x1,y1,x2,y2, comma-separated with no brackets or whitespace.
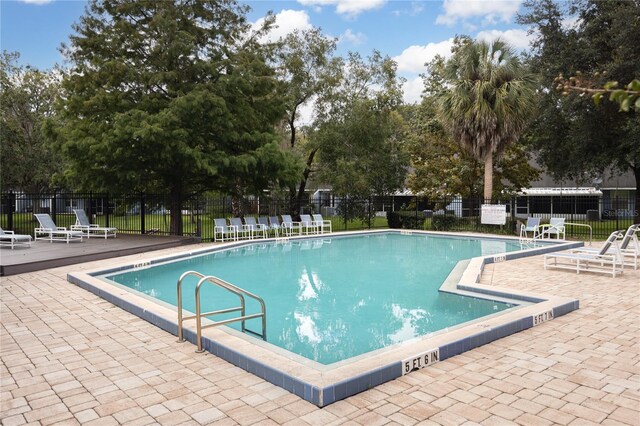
176,271,267,352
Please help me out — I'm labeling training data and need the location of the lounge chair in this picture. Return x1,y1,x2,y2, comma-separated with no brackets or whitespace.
519,217,541,240
258,216,277,237
0,227,32,249
213,218,237,242
544,230,624,277
244,217,267,239
268,216,282,237
34,213,84,244
71,209,117,239
312,214,332,234
573,224,639,269
539,217,565,240
229,217,252,240
281,215,302,236
300,214,319,235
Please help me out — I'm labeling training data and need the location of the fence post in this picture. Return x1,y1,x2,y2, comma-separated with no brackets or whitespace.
615,195,619,231
88,191,93,220
511,196,516,234
140,192,146,234
7,190,15,230
196,195,202,238
52,188,57,224
105,193,110,227
368,196,372,229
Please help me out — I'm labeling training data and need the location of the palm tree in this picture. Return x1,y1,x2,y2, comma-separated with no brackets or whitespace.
438,38,536,201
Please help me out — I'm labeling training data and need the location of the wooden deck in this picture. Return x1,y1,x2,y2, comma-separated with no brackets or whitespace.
0,234,200,276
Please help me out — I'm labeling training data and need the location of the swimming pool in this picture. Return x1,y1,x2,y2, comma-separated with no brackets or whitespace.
69,230,581,406
105,233,527,364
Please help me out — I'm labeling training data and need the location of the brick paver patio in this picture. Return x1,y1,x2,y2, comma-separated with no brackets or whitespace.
1,242,639,425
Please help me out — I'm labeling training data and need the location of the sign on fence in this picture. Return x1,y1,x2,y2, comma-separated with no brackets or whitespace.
481,204,507,225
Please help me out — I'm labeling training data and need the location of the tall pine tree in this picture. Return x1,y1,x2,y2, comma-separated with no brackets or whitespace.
52,0,298,233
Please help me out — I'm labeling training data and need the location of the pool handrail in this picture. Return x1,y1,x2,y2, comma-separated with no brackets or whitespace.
564,222,593,245
177,271,267,352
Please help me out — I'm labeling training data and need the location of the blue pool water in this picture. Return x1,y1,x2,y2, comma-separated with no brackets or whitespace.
105,233,530,364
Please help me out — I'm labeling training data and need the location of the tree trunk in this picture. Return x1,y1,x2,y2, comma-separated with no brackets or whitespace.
483,154,493,202
291,148,318,218
169,186,183,235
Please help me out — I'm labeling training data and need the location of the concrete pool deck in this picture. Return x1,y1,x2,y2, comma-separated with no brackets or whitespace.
0,234,200,276
1,238,639,424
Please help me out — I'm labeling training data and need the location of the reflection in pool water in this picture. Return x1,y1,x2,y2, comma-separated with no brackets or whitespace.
107,233,524,364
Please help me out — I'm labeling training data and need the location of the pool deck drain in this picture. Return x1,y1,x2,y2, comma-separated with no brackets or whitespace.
66,230,583,406
2,232,639,424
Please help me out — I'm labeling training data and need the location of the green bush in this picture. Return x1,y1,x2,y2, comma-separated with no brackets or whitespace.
387,211,402,228
431,215,457,231
401,214,424,229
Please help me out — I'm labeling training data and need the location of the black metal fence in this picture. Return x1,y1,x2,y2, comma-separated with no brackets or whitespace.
1,191,637,241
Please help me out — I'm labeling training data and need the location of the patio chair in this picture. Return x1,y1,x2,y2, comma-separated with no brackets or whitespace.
213,218,237,242
268,216,282,237
312,214,332,234
229,217,252,240
0,226,32,249
258,216,277,237
281,215,302,236
71,209,117,239
544,230,624,277
300,214,319,235
244,217,268,239
539,217,565,240
572,224,639,269
519,217,541,240
34,213,84,244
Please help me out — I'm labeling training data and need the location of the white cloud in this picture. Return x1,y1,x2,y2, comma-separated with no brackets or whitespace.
402,76,424,104
252,10,312,43
339,29,366,46
19,0,52,4
392,1,425,17
436,0,522,26
392,38,454,73
476,28,532,50
298,0,386,18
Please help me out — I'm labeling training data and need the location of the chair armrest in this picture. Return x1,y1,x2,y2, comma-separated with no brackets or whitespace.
4,230,15,235
56,226,68,231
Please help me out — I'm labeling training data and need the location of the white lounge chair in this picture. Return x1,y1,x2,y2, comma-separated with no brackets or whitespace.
544,231,624,277
71,209,117,239
539,217,565,240
312,214,332,234
0,227,32,249
573,224,639,269
519,217,541,240
213,218,237,242
229,217,252,240
259,216,278,237
244,217,267,239
281,215,302,236
268,216,282,237
34,214,84,244
300,214,319,235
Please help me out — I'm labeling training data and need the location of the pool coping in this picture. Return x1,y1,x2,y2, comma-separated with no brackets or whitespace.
67,229,583,407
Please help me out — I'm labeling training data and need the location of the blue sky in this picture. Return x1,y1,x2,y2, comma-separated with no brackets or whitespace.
1,0,532,103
